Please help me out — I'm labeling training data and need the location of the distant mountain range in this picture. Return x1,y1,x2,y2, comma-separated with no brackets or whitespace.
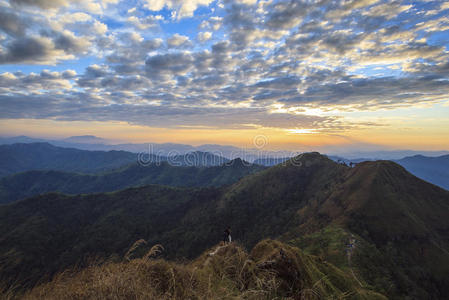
1,153,449,298
0,158,264,204
62,135,110,144
394,155,449,190
0,143,231,178
253,157,291,166
2,135,447,161
0,135,255,158
0,142,137,177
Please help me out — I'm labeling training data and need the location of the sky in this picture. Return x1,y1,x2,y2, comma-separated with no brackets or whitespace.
0,0,448,151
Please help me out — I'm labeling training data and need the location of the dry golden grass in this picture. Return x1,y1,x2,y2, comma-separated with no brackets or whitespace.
14,240,386,300
124,239,147,261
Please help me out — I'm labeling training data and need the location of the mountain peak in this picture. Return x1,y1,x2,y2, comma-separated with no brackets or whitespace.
63,135,107,144
224,157,250,167
284,152,335,167
353,159,407,174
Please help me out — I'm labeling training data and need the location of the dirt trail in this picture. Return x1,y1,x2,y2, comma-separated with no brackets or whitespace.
203,244,229,267
347,236,363,287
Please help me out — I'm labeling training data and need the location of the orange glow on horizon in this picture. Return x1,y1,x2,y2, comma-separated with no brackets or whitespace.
0,118,448,151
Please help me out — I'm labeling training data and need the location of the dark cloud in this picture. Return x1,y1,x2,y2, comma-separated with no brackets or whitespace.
39,69,58,79
53,33,85,53
0,92,340,131
0,36,51,64
0,25,90,64
76,65,109,87
223,3,259,47
322,32,365,54
0,10,27,36
191,74,228,87
145,52,193,79
85,65,108,78
9,0,69,9
265,0,309,30
279,76,449,108
254,76,301,89
252,88,298,102
106,38,162,65
211,41,230,54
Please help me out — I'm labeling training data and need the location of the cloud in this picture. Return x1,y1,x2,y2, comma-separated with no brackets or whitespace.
254,76,301,89
200,16,223,31
363,2,412,20
0,36,65,64
92,20,108,34
60,12,93,24
265,0,309,30
0,89,347,131
62,69,77,78
52,31,91,54
0,10,28,36
106,37,162,67
198,31,212,42
127,15,162,30
145,52,194,79
143,0,214,19
0,70,73,92
278,75,449,110
78,0,102,14
76,64,110,87
9,0,70,9
167,33,191,48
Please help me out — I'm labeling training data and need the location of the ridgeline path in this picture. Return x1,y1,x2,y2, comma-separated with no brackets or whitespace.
347,236,363,287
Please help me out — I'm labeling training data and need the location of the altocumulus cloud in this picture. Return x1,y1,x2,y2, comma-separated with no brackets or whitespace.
0,0,449,132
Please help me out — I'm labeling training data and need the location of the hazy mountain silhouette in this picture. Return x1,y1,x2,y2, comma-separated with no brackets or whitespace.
0,158,263,204
62,135,109,144
252,157,290,166
0,143,231,178
394,154,449,190
0,143,137,177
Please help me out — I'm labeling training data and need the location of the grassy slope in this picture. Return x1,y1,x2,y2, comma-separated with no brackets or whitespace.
0,159,265,204
287,161,449,299
19,240,386,300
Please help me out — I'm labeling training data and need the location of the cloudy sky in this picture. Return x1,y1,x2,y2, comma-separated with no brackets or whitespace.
0,0,448,151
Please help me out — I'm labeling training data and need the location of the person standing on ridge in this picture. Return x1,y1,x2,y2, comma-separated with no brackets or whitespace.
223,227,231,244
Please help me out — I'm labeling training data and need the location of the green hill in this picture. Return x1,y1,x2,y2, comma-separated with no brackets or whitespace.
0,158,264,204
1,153,449,298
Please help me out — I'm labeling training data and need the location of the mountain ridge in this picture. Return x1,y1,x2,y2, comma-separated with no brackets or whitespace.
0,143,232,178
1,153,449,298
393,154,449,190
0,158,264,204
